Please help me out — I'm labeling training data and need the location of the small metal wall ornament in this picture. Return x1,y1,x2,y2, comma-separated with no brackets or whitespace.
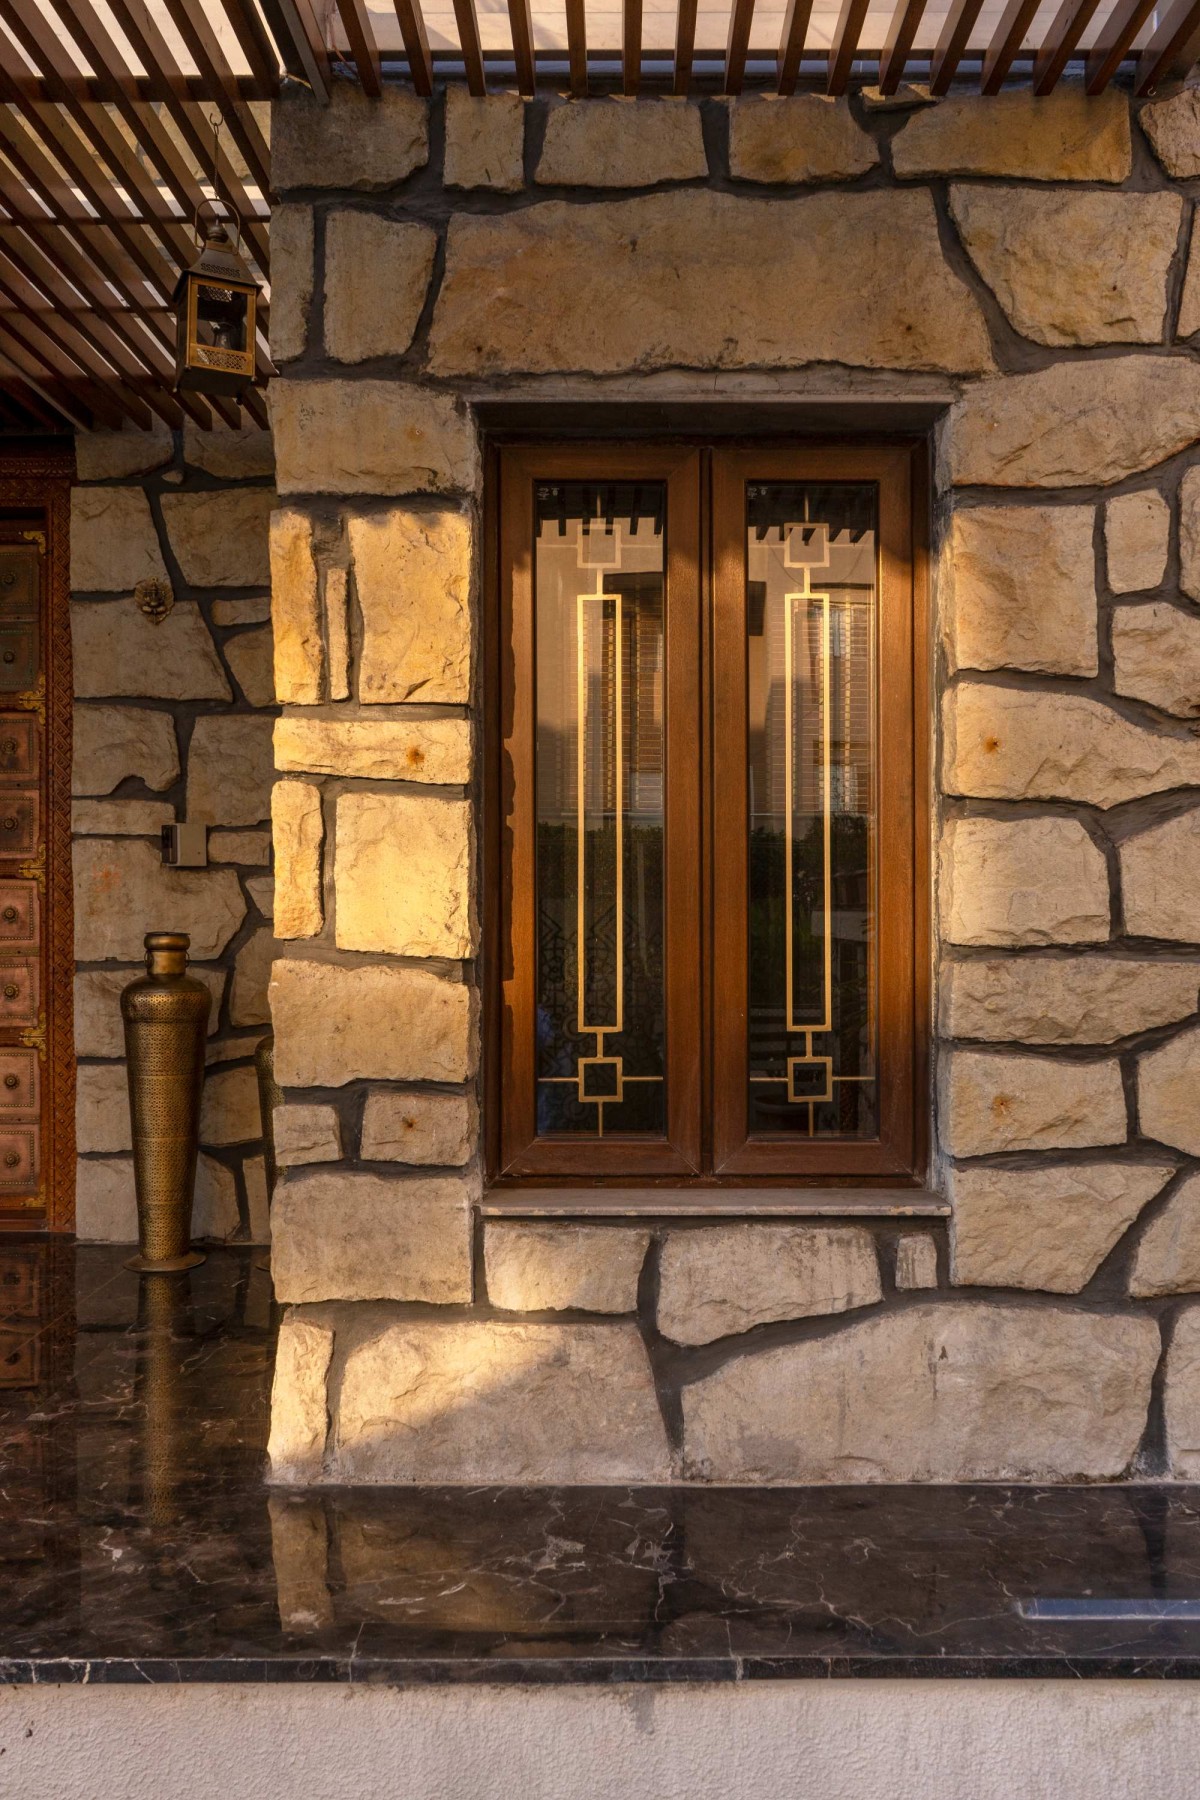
121,933,211,1273
134,577,174,622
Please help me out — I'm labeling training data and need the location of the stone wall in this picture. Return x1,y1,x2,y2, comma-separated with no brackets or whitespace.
72,421,277,1244
266,80,1200,1483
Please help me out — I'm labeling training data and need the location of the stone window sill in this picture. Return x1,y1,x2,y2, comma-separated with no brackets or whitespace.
478,1185,949,1219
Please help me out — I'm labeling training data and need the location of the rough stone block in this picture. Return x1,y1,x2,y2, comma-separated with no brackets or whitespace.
270,381,479,498
359,1089,476,1165
1180,234,1200,340
268,204,313,363
536,98,707,186
72,600,230,700
1106,489,1170,593
270,958,477,1087
943,682,1200,807
727,94,878,182
443,88,525,191
70,487,167,591
1166,1305,1200,1477
1176,466,1200,603
72,705,179,795
74,839,245,960
213,597,271,626
351,507,473,705
943,357,1200,488
75,1155,136,1241
246,875,273,918
245,1154,271,1244
267,1313,334,1483
209,829,270,865
75,965,223,1057
183,421,275,479
230,925,274,1026
681,1302,1156,1482
942,504,1097,676
950,1162,1173,1292
327,1316,671,1483
274,715,471,784
272,780,324,939
949,187,1179,345
71,799,173,836
186,715,275,827
657,1225,881,1346
270,507,323,705
1142,88,1200,177
939,1048,1126,1156
271,84,428,191
76,1061,132,1153
1121,807,1200,942
892,87,1131,181
895,1234,939,1290
938,816,1109,947
428,191,994,378
75,422,172,482
1130,1171,1200,1297
274,1102,343,1167
324,212,437,362
335,791,475,959
193,1152,240,1240
1139,1024,1200,1155
224,625,276,707
1112,603,1200,718
940,955,1200,1045
200,1063,262,1146
324,567,350,701
272,1169,473,1303
484,1223,649,1314
160,489,274,588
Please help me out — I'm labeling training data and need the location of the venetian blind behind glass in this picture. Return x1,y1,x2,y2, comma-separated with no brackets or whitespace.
534,483,667,1137
746,483,879,1140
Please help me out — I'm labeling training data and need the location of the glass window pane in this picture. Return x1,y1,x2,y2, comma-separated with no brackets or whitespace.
534,482,666,1138
746,483,878,1141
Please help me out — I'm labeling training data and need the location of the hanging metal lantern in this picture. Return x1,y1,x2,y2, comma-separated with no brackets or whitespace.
172,203,260,398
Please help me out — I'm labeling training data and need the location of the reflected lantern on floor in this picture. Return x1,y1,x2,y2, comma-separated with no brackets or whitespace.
173,209,260,398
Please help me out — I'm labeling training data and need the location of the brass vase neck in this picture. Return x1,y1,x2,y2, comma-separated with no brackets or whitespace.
144,931,190,979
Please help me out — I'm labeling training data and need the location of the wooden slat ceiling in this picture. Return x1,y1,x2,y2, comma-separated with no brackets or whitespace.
0,0,1196,433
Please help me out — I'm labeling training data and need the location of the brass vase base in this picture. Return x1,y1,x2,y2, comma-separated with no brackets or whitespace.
124,1250,206,1274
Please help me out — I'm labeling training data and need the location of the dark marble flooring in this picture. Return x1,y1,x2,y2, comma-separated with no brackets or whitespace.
4,1240,1200,1682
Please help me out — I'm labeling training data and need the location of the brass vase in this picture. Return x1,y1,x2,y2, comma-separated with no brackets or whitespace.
121,932,211,1273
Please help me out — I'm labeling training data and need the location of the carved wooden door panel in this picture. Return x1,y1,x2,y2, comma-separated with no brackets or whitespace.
0,452,74,1232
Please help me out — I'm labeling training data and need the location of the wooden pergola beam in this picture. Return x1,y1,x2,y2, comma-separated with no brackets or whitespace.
623,0,642,94
725,0,756,92
1136,0,1200,92
928,0,986,91
673,0,698,93
827,0,870,94
1033,0,1103,92
776,0,813,92
453,0,489,93
877,0,926,92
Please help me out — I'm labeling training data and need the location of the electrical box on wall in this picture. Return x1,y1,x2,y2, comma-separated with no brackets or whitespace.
161,823,208,868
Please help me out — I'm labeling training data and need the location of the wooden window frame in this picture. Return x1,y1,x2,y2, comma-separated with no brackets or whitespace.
486,439,928,1194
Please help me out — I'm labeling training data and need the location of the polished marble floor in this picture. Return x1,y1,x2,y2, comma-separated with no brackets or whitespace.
4,1240,1200,1682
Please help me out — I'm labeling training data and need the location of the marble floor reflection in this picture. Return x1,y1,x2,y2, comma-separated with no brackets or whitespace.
4,1241,1200,1682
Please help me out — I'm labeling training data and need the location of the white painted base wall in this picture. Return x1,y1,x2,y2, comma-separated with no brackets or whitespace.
3,1680,1197,1800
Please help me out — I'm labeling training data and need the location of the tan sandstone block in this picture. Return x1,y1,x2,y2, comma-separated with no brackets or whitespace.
75,966,223,1057
657,1226,881,1346
939,1048,1126,1156
271,507,323,704
186,716,275,827
943,683,1200,807
892,87,1130,182
271,84,428,191
213,598,271,626
270,382,479,498
274,715,471,784
272,780,324,940
950,1162,1173,1292
350,507,472,704
72,705,178,795
485,1223,649,1314
76,422,172,482
943,357,1200,488
183,421,275,480
1139,1024,1200,1155
938,816,1109,947
1106,490,1170,593
75,1155,137,1241
200,1063,262,1146
270,958,477,1087
268,204,313,363
428,191,994,378
209,830,270,864
246,1157,270,1244
1121,808,1200,941
537,98,706,186
949,187,1179,346
274,1102,343,1167
74,838,245,961
682,1301,1156,1482
225,626,276,707
895,1234,939,1290
324,567,350,701
73,600,230,701
360,1089,477,1165
193,1153,240,1241
328,1317,671,1483
230,925,275,1027
942,504,1097,676
72,799,172,836
335,791,475,959
940,956,1200,1045
1112,603,1200,718
444,88,525,191
267,1313,334,1483
1166,1305,1200,1476
1131,1171,1200,1297
1176,466,1200,603
272,1169,473,1303
70,488,167,591
160,489,274,588
267,1494,331,1620
324,213,437,362
1142,88,1200,178
1180,228,1200,340
728,94,878,182
76,1062,132,1153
